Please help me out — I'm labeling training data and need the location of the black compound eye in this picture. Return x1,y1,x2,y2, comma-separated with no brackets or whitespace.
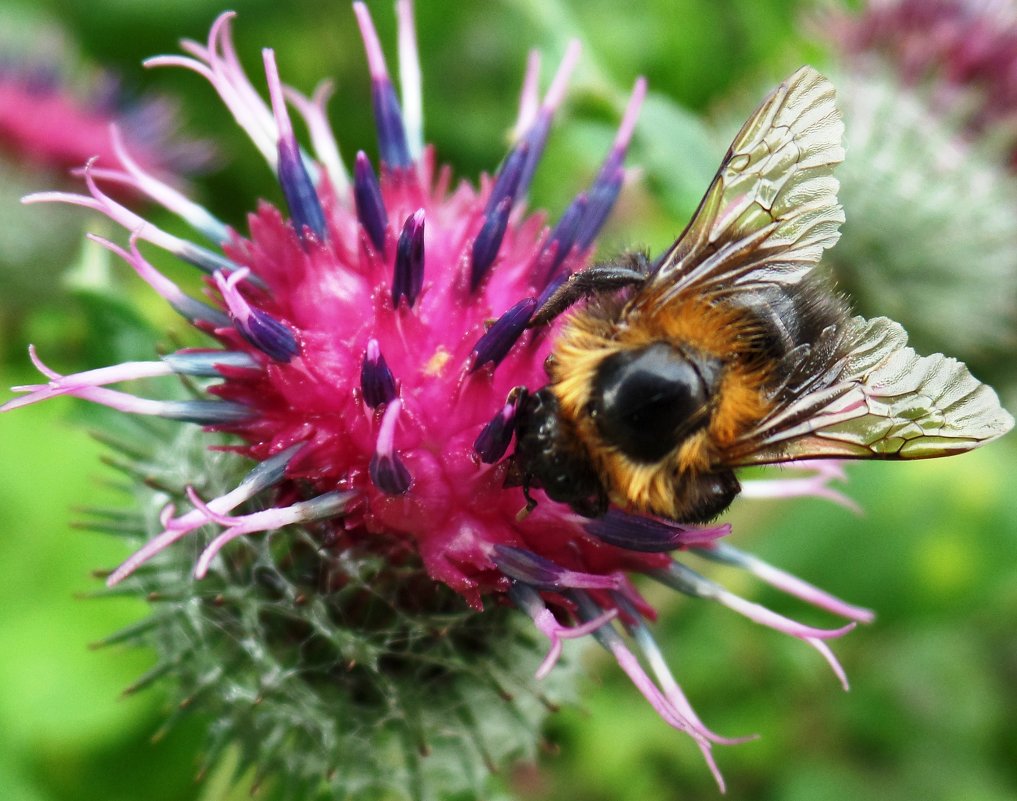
591,342,717,463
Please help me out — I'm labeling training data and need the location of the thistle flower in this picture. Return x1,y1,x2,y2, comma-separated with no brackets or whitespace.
0,22,210,177
819,0,1017,389
0,15,213,339
831,0,1017,165
5,4,906,795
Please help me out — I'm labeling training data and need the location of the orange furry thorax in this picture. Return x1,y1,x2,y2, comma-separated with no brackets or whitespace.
546,293,774,519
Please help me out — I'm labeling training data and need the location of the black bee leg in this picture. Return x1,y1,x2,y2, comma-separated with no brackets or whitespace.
530,264,646,327
515,481,540,521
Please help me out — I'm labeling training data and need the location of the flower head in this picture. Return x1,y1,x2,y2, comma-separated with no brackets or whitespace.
0,22,211,178
0,16,214,341
6,4,900,793
818,0,1017,393
830,0,1017,166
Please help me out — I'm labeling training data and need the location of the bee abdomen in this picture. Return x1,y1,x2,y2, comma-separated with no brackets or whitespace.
729,278,850,367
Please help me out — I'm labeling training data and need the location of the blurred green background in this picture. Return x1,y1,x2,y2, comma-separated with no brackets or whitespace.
0,1,1014,799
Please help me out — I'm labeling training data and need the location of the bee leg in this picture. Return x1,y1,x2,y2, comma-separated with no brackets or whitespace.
679,469,741,523
516,483,540,521
530,263,647,327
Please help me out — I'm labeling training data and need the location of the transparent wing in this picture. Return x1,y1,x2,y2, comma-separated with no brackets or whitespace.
636,66,845,311
728,316,1014,464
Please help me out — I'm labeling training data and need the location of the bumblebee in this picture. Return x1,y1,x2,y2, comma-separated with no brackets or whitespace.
510,66,1013,523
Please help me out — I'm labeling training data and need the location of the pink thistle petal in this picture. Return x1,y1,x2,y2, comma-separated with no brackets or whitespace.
194,490,355,578
513,51,542,140
396,0,423,159
2,348,173,411
284,81,349,197
694,542,876,623
741,459,861,512
100,125,228,242
24,161,235,274
808,637,852,691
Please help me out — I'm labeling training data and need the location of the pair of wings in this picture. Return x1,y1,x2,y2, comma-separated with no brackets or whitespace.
634,66,1012,464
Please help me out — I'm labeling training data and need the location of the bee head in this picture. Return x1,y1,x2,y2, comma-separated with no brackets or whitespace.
513,387,608,518
589,341,722,463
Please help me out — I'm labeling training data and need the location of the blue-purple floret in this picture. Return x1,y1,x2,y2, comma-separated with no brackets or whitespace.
575,150,625,250
537,192,587,286
468,297,537,371
493,546,574,590
369,451,412,495
585,509,694,553
392,211,425,308
469,142,530,290
360,346,398,408
237,307,300,363
354,151,389,252
474,394,521,463
168,294,232,328
516,112,552,203
493,545,619,591
277,134,327,241
370,78,412,169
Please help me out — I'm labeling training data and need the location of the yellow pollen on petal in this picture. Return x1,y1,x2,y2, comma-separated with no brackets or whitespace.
423,346,452,376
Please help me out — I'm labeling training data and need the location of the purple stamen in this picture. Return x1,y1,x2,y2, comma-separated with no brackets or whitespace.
264,49,327,241
575,169,623,251
278,135,328,240
474,389,524,463
392,209,425,308
469,141,531,290
354,151,388,253
574,77,646,250
536,193,587,285
485,141,530,217
492,546,622,590
354,2,412,169
360,339,398,408
369,399,412,495
584,509,730,553
214,268,300,363
469,198,512,291
468,297,537,372
535,270,569,311
515,40,581,198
